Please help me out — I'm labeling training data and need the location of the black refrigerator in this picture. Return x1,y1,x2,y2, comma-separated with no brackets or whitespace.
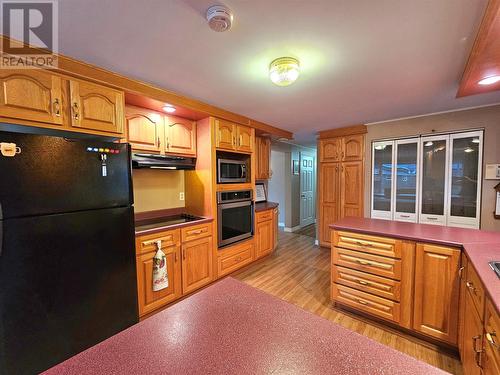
0,131,139,374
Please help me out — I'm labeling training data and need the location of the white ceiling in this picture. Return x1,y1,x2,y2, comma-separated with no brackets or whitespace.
59,0,500,146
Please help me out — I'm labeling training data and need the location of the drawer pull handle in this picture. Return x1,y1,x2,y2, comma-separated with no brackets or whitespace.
189,229,203,235
143,238,172,246
458,266,464,279
354,259,392,270
486,332,498,348
356,241,373,248
358,280,369,286
466,281,477,294
357,299,369,305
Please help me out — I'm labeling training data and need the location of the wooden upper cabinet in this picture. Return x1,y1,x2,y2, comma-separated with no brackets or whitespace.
320,138,342,162
69,79,125,136
342,134,364,161
413,243,460,344
215,118,236,150
0,70,63,126
255,136,271,179
215,118,253,153
125,106,163,153
136,245,182,317
340,161,363,218
181,236,213,294
165,115,196,156
236,125,253,152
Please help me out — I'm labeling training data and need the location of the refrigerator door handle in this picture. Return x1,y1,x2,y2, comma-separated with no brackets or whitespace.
0,201,2,256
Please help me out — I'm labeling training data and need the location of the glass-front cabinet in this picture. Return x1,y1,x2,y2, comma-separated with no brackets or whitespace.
394,139,420,222
419,135,449,226
370,130,483,229
447,131,483,229
371,141,394,220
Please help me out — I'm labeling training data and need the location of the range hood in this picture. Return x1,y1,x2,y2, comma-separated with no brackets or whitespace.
132,153,196,170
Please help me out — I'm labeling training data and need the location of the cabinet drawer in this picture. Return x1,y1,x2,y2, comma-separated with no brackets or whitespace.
465,263,485,319
332,283,400,323
256,209,273,223
332,247,401,280
217,241,254,277
136,229,180,255
181,222,212,243
332,265,401,301
333,231,402,258
484,299,500,371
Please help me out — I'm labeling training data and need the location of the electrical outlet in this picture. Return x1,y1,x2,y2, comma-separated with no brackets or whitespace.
179,192,185,201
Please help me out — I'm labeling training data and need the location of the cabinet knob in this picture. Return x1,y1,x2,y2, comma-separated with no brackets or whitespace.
53,98,61,117
72,102,80,120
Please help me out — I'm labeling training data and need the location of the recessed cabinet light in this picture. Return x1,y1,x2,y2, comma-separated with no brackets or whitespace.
162,105,176,113
478,75,500,85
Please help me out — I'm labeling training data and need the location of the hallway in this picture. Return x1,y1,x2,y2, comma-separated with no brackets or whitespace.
234,230,462,375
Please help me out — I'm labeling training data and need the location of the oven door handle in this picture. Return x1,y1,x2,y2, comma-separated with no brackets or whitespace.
240,164,246,179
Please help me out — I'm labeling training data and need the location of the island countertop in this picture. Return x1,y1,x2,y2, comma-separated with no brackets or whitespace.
42,278,445,375
331,217,500,314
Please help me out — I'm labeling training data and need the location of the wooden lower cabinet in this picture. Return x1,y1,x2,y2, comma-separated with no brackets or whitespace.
217,240,254,277
413,243,460,345
332,229,462,345
273,207,279,250
461,290,483,375
483,299,500,375
181,236,213,294
256,212,274,259
136,245,182,317
135,224,214,317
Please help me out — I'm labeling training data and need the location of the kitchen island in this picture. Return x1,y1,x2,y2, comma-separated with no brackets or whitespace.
43,278,444,375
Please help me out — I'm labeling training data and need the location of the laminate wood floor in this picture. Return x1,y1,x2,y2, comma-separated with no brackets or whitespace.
234,229,463,375
294,223,316,238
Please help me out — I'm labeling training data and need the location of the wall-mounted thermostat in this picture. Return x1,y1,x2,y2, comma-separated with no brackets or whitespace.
485,164,500,180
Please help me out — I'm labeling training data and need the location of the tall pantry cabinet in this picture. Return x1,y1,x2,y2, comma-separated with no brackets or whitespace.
318,126,366,247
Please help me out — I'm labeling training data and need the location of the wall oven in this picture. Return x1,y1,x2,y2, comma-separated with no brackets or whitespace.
217,190,254,247
217,158,248,183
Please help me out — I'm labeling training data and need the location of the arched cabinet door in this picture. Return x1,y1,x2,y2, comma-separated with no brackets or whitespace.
342,134,364,161
0,69,63,126
69,79,125,136
126,106,163,153
320,138,341,162
165,116,196,156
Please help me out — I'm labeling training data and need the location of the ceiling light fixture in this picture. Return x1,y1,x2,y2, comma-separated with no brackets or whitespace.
269,57,300,86
472,138,480,143
478,75,500,85
374,145,386,150
424,141,434,147
162,104,176,113
464,147,475,153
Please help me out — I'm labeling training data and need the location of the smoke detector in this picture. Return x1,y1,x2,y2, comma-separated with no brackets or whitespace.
206,5,233,32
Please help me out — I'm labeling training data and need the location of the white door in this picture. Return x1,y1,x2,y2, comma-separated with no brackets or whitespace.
300,153,315,227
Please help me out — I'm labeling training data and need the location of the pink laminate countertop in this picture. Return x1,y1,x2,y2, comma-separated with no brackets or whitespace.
331,217,500,313
43,278,445,375
255,201,279,212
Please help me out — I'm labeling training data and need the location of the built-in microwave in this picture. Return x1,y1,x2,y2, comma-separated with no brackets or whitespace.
217,158,248,183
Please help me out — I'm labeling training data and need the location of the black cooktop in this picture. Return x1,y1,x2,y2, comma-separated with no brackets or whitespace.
135,214,203,231
489,261,500,279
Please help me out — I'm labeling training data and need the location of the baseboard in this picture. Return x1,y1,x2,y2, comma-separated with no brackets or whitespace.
284,224,302,232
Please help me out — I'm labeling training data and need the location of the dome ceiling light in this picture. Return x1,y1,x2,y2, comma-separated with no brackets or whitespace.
269,57,300,86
